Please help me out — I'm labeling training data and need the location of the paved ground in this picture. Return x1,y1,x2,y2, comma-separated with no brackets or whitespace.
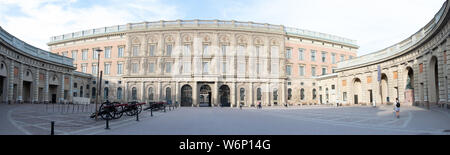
1,104,450,135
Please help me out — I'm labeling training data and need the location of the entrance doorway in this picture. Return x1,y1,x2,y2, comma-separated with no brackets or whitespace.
0,76,5,103
22,81,32,104
219,85,230,107
49,85,58,103
181,85,193,107
199,85,211,107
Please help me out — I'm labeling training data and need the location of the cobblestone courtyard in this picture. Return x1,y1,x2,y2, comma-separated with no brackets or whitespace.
1,104,450,135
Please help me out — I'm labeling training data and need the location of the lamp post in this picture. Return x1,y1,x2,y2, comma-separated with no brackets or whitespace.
95,48,103,120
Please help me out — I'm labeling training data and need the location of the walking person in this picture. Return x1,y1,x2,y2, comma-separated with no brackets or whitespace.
394,98,401,119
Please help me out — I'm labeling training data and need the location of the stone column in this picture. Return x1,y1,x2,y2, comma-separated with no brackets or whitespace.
59,73,65,103
437,47,447,106
7,61,14,104
175,81,180,106
33,68,39,104
17,63,23,103
249,82,253,107
230,82,236,108
266,83,270,106
157,81,162,101
193,82,198,107
68,74,73,103
125,81,129,101
447,40,450,108
44,70,49,104
281,82,286,106
213,82,218,107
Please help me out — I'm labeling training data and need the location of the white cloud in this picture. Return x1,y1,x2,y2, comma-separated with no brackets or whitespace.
0,0,181,50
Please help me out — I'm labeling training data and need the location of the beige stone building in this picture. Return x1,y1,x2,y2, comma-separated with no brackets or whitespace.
0,26,92,104
49,20,357,107
320,0,450,109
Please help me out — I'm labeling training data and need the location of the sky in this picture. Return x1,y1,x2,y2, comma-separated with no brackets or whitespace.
0,0,446,56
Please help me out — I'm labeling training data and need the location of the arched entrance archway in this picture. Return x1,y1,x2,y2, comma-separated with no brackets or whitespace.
353,78,362,104
181,85,192,107
405,67,414,105
429,56,439,104
199,85,211,107
380,73,389,104
219,85,230,107
0,62,7,103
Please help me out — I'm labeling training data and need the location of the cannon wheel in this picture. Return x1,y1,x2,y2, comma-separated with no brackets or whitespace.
112,102,123,119
99,103,114,120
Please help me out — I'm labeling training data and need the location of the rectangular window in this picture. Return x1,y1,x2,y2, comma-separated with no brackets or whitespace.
255,46,260,58
183,62,190,73
203,62,209,74
132,45,139,56
105,47,111,58
240,62,246,74
82,49,88,60
81,63,87,73
286,65,292,76
165,62,172,73
92,64,98,75
332,53,336,64
148,63,155,73
104,64,111,75
71,50,77,61
117,63,123,74
222,62,227,74
340,55,345,62
286,48,292,59
311,66,316,77
322,67,327,75
298,48,304,60
311,50,316,61
118,46,124,58
256,63,260,74
367,76,372,83
299,65,305,76
343,92,347,101
93,49,98,60
149,45,156,56
62,51,68,57
203,45,209,56
132,63,138,74
419,63,423,73
342,80,347,86
183,44,190,56
393,71,398,79
321,52,326,63
221,45,227,57
166,45,172,56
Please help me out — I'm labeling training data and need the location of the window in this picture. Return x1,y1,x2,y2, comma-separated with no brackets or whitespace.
273,89,278,101
118,46,124,58
255,46,260,58
74,83,78,88
257,88,262,101
117,63,123,74
298,48,304,60
62,51,68,57
221,45,227,57
332,53,336,64
240,88,245,101
311,66,316,77
349,56,353,59
183,44,190,56
311,50,316,61
165,62,172,73
72,50,77,61
183,62,190,73
331,85,335,90
239,62,246,74
92,64,98,75
300,88,305,100
105,47,111,58
299,65,305,76
322,67,327,76
288,88,292,100
312,89,317,100
222,62,226,74
132,45,139,56
286,48,292,59
132,63,138,74
148,87,154,101
332,68,337,73
132,87,137,100
286,65,292,76
81,64,87,73
82,49,88,60
203,62,209,74
166,87,172,101
321,52,326,63
148,63,155,73
104,64,111,75
166,44,172,56
149,45,156,56
117,87,122,100
104,87,109,100
93,48,99,59
203,44,209,56
92,87,96,99
343,92,347,101
340,55,345,62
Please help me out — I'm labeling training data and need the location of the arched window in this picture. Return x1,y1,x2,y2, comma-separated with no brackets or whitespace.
117,87,122,100
300,88,305,100
273,89,278,101
148,87,154,101
312,89,317,100
132,87,137,100
166,87,171,101
240,88,245,101
104,87,109,100
257,88,262,101
288,88,292,100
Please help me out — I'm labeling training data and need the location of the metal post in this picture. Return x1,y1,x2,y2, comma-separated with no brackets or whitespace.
50,121,55,135
105,119,110,130
136,110,139,121
95,49,103,120
151,108,153,117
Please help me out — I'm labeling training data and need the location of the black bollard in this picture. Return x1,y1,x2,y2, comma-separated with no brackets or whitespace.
105,119,110,130
164,105,166,112
136,110,139,121
51,121,55,135
150,108,153,117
